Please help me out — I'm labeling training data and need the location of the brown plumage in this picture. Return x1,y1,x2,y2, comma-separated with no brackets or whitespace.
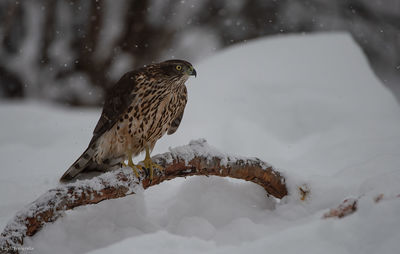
60,60,196,181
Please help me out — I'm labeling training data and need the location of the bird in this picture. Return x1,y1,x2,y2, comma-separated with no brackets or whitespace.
60,59,196,182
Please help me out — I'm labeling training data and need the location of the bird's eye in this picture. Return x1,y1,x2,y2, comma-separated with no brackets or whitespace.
176,65,182,71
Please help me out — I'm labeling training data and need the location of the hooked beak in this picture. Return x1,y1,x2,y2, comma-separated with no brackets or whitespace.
188,67,197,77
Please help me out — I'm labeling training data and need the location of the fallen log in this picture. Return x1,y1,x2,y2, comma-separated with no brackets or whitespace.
0,139,287,253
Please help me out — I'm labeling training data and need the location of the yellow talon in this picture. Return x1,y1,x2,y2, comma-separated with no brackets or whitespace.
141,146,163,180
127,151,141,178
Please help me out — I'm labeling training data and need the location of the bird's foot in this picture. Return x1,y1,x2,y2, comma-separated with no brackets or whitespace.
140,157,163,181
127,160,142,179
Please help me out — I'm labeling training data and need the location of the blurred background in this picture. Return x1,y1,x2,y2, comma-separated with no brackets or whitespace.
0,0,399,106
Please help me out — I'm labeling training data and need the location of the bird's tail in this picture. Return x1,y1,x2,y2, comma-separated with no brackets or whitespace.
60,146,96,182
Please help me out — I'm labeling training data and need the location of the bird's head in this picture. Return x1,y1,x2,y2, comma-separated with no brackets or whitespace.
158,59,197,79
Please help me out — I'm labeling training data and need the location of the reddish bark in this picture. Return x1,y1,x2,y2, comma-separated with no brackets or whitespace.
0,141,287,253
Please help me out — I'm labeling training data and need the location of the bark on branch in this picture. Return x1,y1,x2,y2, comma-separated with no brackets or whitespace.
0,139,287,253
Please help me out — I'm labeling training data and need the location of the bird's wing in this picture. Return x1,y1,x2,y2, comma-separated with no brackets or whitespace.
167,87,187,135
90,71,137,145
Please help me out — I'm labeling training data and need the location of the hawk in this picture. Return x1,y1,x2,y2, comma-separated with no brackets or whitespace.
60,60,196,181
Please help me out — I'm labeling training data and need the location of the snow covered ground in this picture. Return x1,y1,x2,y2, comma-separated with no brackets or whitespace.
1,33,400,254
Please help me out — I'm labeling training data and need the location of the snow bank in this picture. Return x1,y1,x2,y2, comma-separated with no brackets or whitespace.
1,32,400,254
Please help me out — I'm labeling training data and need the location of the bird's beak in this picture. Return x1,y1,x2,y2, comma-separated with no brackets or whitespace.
188,67,197,77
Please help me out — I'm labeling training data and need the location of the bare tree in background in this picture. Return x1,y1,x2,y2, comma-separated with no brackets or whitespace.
0,0,399,106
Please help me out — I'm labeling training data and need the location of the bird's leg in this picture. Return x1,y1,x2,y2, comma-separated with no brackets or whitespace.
127,150,141,178
141,146,163,180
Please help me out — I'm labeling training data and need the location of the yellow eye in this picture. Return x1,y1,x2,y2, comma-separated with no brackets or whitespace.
176,65,182,71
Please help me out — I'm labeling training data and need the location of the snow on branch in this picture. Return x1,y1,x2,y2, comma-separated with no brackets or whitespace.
322,194,400,219
0,139,287,253
323,198,358,219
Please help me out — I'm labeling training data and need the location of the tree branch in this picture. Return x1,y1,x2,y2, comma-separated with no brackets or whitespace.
0,139,287,253
323,198,358,219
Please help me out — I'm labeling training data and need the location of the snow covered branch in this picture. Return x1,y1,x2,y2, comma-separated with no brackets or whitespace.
323,198,358,219
0,139,287,253
322,194,400,219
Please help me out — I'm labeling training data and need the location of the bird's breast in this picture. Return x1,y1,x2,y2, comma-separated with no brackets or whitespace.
126,87,182,145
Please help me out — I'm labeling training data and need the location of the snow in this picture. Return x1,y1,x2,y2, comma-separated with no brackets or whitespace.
1,32,400,253
163,139,252,168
